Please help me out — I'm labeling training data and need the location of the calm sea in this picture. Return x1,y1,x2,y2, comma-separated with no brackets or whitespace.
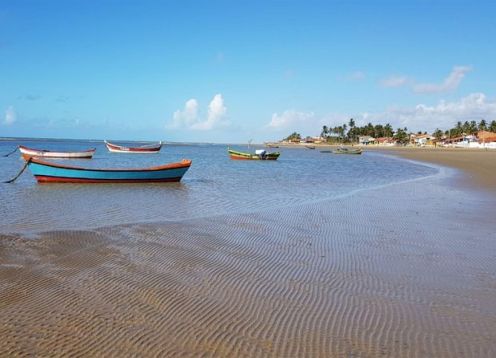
0,139,437,234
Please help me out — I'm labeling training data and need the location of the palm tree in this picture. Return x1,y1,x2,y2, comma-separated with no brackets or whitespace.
384,123,393,137
478,119,487,131
433,128,444,140
321,125,329,140
490,120,496,132
394,128,409,145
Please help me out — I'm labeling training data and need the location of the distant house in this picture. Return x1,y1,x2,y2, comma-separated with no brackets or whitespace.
412,134,434,146
477,130,496,143
441,135,465,146
358,136,375,145
375,137,395,146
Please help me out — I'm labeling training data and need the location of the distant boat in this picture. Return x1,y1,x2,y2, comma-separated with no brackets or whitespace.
333,146,363,155
228,148,280,160
26,157,191,183
19,145,96,160
266,143,280,148
104,140,162,153
319,150,332,153
305,145,316,149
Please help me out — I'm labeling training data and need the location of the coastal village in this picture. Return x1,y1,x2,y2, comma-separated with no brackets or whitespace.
273,119,496,149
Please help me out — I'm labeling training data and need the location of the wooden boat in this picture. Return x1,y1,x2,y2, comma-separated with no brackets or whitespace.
228,148,280,160
26,157,191,183
19,145,95,160
104,140,162,153
333,146,363,155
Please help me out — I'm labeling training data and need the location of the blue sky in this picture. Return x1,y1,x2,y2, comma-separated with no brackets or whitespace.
1,0,495,142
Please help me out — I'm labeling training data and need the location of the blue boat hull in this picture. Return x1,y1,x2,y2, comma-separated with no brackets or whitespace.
27,158,191,183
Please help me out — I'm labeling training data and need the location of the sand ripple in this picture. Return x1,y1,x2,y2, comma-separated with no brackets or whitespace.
1,178,496,357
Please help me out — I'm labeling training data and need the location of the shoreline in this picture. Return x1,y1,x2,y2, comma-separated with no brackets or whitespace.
370,146,496,191
275,143,496,192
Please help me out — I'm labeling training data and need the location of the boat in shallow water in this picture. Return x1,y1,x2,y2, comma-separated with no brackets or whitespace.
27,157,191,183
19,145,96,160
228,148,280,160
104,140,162,153
333,147,363,155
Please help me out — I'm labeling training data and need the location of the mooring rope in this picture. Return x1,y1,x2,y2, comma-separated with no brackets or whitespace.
2,146,18,157
3,158,31,183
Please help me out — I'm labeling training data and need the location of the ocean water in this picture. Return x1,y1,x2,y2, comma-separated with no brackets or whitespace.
0,139,438,234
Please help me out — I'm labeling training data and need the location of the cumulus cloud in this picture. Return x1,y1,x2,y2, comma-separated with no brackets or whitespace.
266,93,496,137
268,110,316,129
413,66,472,94
380,75,409,88
172,99,199,128
356,93,496,131
170,94,228,131
4,106,16,125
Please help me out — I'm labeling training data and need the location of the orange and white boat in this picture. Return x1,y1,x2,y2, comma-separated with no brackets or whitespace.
104,140,162,153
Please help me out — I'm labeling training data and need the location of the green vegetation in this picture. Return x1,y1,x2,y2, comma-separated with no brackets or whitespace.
444,119,496,138
320,119,394,144
284,118,496,145
284,132,302,142
393,127,409,145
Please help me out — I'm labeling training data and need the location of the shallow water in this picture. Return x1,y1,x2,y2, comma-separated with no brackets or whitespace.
1,168,495,357
0,139,437,233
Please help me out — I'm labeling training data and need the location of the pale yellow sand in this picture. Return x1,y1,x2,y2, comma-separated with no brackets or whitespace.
1,172,495,357
368,146,496,191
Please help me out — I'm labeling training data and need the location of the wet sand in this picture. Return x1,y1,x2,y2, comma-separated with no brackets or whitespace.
1,154,496,356
370,147,496,191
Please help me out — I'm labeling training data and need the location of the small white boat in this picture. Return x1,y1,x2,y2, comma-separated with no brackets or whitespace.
19,145,96,160
104,140,162,153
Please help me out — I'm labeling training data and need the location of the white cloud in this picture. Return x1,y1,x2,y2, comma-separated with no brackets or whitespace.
355,93,496,131
380,66,472,94
172,99,199,128
192,94,228,130
413,66,472,94
4,106,16,125
169,94,228,131
268,110,316,129
380,75,409,88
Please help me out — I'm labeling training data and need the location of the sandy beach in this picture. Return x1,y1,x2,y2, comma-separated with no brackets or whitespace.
1,150,496,357
371,147,496,191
